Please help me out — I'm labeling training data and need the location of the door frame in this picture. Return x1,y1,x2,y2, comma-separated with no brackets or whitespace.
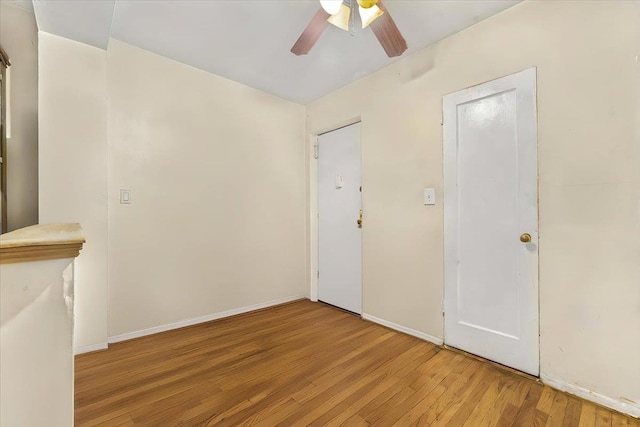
442,67,540,375
307,117,362,305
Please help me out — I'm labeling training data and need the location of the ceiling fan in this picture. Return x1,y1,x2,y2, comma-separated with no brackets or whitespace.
291,0,408,58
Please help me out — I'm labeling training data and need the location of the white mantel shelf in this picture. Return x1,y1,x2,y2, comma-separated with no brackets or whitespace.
0,223,85,264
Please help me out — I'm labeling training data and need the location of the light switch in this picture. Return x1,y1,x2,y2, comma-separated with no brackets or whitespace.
424,188,435,205
120,189,131,204
335,174,343,189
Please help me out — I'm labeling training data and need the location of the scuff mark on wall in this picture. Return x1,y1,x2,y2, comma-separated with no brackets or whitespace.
63,262,74,319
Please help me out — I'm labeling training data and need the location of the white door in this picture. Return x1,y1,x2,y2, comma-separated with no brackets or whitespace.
443,68,539,376
318,123,362,314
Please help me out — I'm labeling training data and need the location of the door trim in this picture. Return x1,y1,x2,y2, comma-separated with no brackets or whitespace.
307,118,362,305
442,67,540,376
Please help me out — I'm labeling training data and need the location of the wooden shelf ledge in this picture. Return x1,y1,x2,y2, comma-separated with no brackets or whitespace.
0,223,85,264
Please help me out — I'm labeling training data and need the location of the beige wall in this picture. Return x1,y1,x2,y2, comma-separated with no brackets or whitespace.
0,3,39,231
306,0,640,413
37,35,306,348
38,33,109,350
107,40,306,337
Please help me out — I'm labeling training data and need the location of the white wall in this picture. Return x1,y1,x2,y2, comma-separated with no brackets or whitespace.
107,40,306,337
1,259,75,427
306,0,640,415
0,3,39,231
38,33,109,350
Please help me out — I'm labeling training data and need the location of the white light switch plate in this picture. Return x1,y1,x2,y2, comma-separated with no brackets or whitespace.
120,189,131,204
424,188,435,205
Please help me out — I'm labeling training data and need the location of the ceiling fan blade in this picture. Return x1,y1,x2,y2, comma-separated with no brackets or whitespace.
291,8,331,56
369,0,407,58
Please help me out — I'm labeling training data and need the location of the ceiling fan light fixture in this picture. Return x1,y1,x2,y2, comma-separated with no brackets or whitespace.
319,0,343,15
358,4,384,28
292,0,406,58
327,3,351,32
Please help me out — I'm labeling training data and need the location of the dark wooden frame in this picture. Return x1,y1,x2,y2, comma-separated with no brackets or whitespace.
0,45,10,68
0,43,9,233
0,61,7,233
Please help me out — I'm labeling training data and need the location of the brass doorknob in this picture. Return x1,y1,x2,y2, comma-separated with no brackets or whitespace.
520,233,532,243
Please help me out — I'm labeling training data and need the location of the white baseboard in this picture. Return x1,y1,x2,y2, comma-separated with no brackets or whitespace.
108,295,306,344
74,342,108,355
362,313,444,346
541,373,640,418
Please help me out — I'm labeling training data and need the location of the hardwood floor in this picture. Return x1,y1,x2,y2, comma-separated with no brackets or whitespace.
75,300,639,427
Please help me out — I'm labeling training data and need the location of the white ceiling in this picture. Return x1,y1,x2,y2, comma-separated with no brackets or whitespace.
3,0,33,12
27,0,521,103
32,0,116,49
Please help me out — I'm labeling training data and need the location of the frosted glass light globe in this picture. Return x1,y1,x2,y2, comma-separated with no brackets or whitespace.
319,0,343,15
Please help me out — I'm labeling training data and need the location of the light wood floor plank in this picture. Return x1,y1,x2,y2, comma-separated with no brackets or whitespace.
475,374,521,427
580,402,599,427
429,366,498,426
564,397,584,427
511,385,547,427
597,406,614,427
372,354,468,426
75,300,639,426
537,386,558,415
546,390,570,426
612,412,630,427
